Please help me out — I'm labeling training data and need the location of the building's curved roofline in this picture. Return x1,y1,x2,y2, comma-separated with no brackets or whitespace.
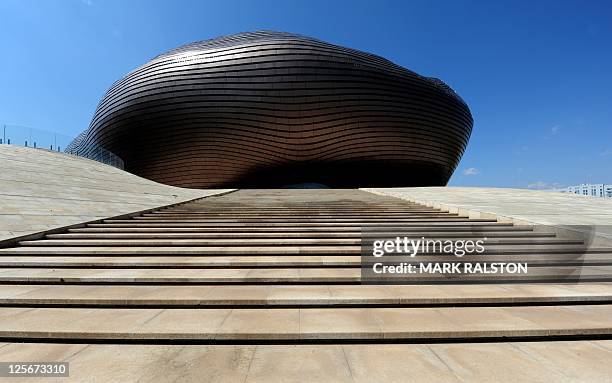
152,31,464,103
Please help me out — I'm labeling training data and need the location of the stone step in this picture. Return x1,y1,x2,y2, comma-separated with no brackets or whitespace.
1,305,611,341
139,214,463,219
167,208,428,212
47,231,554,239
150,211,449,216
152,207,448,212
167,206,426,209
87,222,515,228
2,283,612,306
72,225,534,233
1,253,611,268
163,204,428,209
0,251,608,259
18,238,586,247
147,209,450,218
0,266,610,283
114,217,481,223
2,245,608,256
104,217,486,225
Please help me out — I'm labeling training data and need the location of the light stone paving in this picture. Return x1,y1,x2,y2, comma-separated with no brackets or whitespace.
0,342,612,382
363,187,612,244
7,283,612,307
1,305,612,340
0,145,233,241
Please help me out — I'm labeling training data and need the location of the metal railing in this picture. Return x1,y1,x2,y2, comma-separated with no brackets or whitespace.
0,124,124,169
1,124,71,152
67,144,125,169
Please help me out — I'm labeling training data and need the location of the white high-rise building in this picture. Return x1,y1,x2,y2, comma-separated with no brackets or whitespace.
563,184,612,198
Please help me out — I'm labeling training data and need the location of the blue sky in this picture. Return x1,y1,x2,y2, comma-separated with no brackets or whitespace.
1,0,610,188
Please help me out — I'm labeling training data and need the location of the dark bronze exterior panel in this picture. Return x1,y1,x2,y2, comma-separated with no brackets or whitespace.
67,31,473,188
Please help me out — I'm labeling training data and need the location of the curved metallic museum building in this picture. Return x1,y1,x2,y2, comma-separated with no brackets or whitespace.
67,31,473,188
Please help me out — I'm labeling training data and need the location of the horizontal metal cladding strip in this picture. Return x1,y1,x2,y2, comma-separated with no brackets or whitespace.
108,51,408,93
97,53,456,85
89,113,471,151
94,137,464,169
95,84,466,127
67,31,473,188
134,43,421,79
130,155,455,174
95,121,468,153
92,88,471,132
90,101,472,140
100,61,459,97
84,130,467,169
95,75,470,122
110,143,460,168
92,101,473,137
91,141,462,166
102,71,454,100
118,55,439,94
92,97,472,137
89,91,471,133
88,129,467,168
76,120,470,166
97,129,465,159
87,111,469,146
86,121,465,155
107,44,433,95
99,81,463,112
103,44,462,114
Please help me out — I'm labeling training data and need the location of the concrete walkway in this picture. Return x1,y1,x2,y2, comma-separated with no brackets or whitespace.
1,341,611,382
0,145,232,241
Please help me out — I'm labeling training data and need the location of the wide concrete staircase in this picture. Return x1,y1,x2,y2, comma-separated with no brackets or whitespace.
0,189,612,342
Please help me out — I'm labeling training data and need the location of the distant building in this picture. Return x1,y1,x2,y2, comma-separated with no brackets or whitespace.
563,184,612,198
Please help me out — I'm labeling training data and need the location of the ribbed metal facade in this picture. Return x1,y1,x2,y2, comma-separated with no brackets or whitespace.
67,31,473,188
